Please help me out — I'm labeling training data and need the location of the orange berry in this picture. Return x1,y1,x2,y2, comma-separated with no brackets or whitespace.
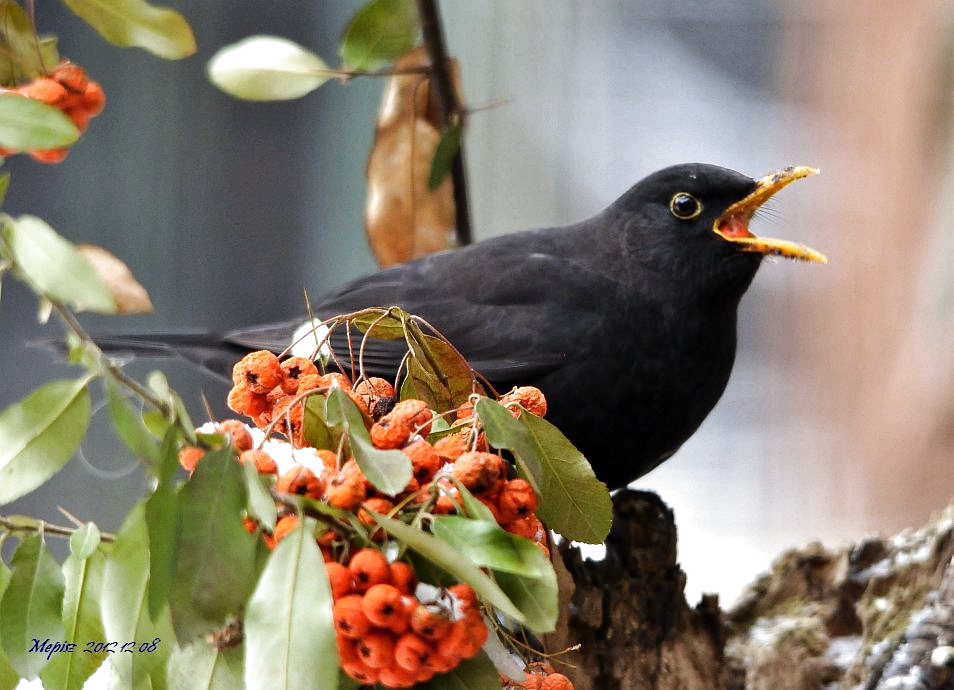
232,350,282,395
377,662,419,688
389,561,418,596
499,385,547,418
348,548,391,593
64,106,90,132
317,372,351,390
333,594,371,639
325,561,353,599
448,583,479,616
522,674,544,690
497,478,539,523
316,448,339,474
433,431,470,461
28,147,69,164
279,356,318,394
337,637,379,684
325,473,366,511
402,439,442,484
238,449,278,474
178,446,204,473
453,451,504,494
504,514,545,542
353,376,395,412
410,602,452,642
52,61,89,93
440,617,487,660
356,629,396,669
81,80,105,116
227,384,267,417
370,417,411,449
541,673,574,690
216,419,252,451
20,77,67,104
271,514,299,546
393,632,435,675
275,466,324,499
371,399,432,449
361,583,407,628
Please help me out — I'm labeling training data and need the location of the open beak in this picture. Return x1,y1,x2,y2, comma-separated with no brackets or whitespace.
714,165,828,264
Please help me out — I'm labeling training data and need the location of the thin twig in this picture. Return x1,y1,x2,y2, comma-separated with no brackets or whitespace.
0,514,116,543
416,0,472,246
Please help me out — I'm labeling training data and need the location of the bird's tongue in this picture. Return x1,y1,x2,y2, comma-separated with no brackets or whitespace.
716,217,754,240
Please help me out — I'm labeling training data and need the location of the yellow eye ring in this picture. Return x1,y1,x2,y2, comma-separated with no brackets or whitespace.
669,192,702,219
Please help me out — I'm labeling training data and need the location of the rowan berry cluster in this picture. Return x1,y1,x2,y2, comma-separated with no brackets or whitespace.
179,348,565,687
501,662,575,690
0,61,105,163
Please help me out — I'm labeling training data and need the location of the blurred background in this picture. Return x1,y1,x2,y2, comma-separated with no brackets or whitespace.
3,0,953,605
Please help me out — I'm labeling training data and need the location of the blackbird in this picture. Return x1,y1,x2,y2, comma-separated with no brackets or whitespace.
97,163,826,489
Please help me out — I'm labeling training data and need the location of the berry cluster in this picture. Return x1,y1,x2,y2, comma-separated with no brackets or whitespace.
0,61,105,163
180,348,569,688
502,662,574,689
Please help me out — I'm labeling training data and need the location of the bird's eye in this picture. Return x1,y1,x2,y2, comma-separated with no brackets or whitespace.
669,192,702,220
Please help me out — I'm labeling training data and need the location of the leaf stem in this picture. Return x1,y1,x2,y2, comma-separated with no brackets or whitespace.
416,0,472,246
0,514,116,543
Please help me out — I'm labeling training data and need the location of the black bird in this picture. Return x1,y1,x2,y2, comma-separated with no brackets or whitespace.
97,164,826,489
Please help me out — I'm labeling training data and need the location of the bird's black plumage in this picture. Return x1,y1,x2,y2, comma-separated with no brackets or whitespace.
95,164,824,489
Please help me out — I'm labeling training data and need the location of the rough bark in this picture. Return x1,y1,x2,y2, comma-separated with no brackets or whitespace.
552,490,954,690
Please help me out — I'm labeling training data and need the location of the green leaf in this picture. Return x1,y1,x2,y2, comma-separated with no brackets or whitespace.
168,640,243,690
169,450,257,643
404,322,474,412
101,502,173,689
0,4,58,82
0,534,66,679
62,0,196,59
0,376,92,506
0,174,11,209
476,397,612,544
350,307,407,340
420,651,500,690
1,215,115,313
339,0,420,71
244,518,337,690
207,35,332,101
145,429,181,621
326,387,411,496
428,119,463,190
40,530,107,690
147,370,194,438
432,516,557,632
301,394,338,451
107,380,160,469
242,456,276,532
371,512,527,625
0,563,17,690
0,94,78,151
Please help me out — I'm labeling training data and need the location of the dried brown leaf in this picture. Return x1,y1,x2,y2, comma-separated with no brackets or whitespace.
77,244,153,314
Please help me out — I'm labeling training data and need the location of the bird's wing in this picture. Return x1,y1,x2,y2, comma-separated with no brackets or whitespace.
225,229,615,385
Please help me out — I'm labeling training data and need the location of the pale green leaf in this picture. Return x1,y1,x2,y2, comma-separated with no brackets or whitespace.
145,430,181,621
476,397,612,544
326,386,411,496
242,456,276,532
102,503,173,689
339,0,420,71
418,651,499,689
2,215,115,313
107,381,160,468
169,450,257,643
0,94,78,152
62,0,196,59
0,563,16,690
0,3,58,82
0,377,92,505
40,534,107,690
207,35,332,101
168,640,243,690
244,518,337,690
0,534,65,679
428,119,462,190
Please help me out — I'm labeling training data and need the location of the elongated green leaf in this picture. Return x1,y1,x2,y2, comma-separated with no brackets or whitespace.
0,174,10,210
147,370,194,439
0,94,78,151
40,526,107,690
0,534,65,679
62,0,196,59
476,398,612,544
102,503,173,689
0,4,58,82
0,377,92,505
145,430,181,621
432,516,557,632
326,387,411,496
371,512,526,624
302,394,337,451
351,307,407,340
0,563,16,690
244,518,336,690
428,120,463,190
107,381,160,469
419,651,499,690
404,322,474,412
2,215,115,313
339,0,419,71
242,457,276,532
207,35,331,101
169,450,256,643
168,640,243,690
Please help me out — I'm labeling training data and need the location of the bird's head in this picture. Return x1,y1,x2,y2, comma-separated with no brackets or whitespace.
614,163,826,300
